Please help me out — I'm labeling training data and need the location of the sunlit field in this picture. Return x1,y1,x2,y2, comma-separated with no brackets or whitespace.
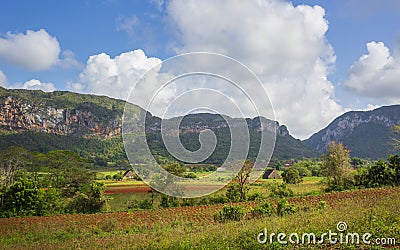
1,187,398,249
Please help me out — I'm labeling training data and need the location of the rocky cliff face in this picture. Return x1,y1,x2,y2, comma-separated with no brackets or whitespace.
0,87,319,160
0,96,121,137
304,105,400,158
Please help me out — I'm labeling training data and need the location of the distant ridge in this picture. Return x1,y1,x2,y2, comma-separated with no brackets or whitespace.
304,105,400,159
0,87,318,163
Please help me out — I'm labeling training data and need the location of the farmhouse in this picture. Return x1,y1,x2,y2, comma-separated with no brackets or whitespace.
283,161,294,167
262,169,281,179
123,170,136,179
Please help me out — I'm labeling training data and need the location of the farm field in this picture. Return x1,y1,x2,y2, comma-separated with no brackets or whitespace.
101,175,325,211
1,187,399,249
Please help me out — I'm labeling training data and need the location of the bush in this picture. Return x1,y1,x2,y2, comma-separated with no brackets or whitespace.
250,202,274,218
269,183,294,198
67,182,106,213
160,195,180,208
128,199,153,210
282,168,302,184
277,198,297,216
184,173,198,179
225,183,241,202
316,200,327,210
214,205,246,223
247,192,265,201
0,178,45,217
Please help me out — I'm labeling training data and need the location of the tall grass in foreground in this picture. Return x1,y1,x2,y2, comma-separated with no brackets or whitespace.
0,187,399,249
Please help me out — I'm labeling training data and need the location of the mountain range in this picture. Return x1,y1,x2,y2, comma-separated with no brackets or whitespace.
304,105,400,159
0,86,399,163
0,87,317,165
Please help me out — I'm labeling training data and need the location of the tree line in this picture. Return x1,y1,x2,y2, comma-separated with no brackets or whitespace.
0,147,106,217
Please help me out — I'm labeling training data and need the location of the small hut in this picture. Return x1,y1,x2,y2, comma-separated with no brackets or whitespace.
262,169,281,179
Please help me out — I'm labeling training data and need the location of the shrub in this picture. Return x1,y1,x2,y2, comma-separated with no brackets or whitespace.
282,168,302,184
269,183,294,198
184,173,198,179
67,182,106,213
247,192,265,201
0,178,45,217
316,200,327,210
128,199,153,210
160,195,180,208
250,202,274,218
225,183,241,202
214,205,246,223
277,198,297,216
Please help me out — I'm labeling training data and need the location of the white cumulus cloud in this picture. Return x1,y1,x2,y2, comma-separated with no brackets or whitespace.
77,49,162,100
11,79,56,92
0,29,60,71
344,41,400,104
166,0,344,139
58,50,82,69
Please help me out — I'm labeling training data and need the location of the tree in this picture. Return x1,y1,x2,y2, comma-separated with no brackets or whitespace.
67,182,106,213
321,141,352,190
0,147,31,187
388,154,400,185
1,178,44,217
282,168,302,184
225,183,241,202
235,160,253,201
43,151,93,193
367,160,393,187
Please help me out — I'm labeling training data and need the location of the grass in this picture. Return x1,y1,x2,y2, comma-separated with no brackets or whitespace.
101,176,325,211
0,187,398,249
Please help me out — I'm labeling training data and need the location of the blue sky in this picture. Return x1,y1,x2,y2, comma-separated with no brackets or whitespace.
0,0,400,138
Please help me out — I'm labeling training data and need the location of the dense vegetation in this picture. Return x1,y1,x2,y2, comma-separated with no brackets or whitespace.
0,148,107,217
0,87,319,165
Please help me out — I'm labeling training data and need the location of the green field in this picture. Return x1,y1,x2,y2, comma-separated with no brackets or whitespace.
1,187,398,249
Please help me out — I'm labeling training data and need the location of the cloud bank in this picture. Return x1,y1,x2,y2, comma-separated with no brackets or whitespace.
166,0,344,139
0,29,60,71
77,49,162,100
344,41,400,104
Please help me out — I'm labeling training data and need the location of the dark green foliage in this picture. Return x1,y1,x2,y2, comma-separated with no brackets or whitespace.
276,198,297,216
67,182,106,213
213,205,246,223
0,146,31,187
388,154,400,185
1,179,42,217
0,132,127,164
250,202,274,218
184,172,197,179
282,168,302,184
0,178,44,217
246,192,265,201
198,195,228,205
225,183,241,202
39,188,63,215
128,199,153,210
367,160,393,187
269,183,294,198
353,166,370,188
352,154,400,188
160,195,180,208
